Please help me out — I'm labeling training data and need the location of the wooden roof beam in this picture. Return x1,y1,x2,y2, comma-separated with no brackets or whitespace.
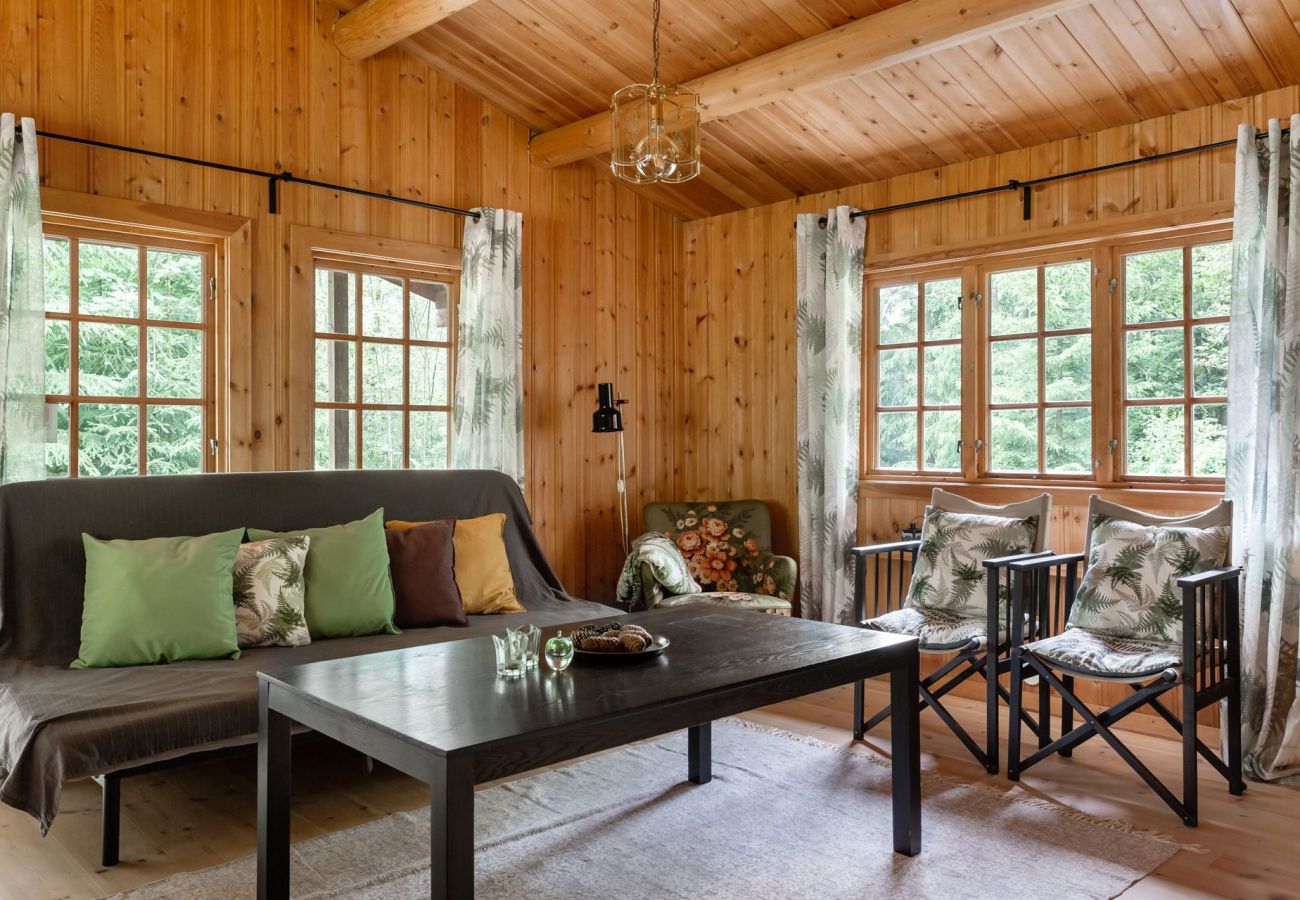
528,0,1094,169
333,0,480,60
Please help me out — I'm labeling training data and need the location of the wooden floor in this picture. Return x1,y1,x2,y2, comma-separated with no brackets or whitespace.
1,681,1296,900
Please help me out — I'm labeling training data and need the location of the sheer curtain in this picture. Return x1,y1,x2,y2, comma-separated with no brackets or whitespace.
795,207,866,624
0,114,45,484
451,208,525,487
1226,116,1300,783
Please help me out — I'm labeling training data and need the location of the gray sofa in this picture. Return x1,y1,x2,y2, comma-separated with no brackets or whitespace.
0,468,617,861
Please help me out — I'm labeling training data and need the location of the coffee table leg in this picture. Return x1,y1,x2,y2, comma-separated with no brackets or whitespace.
431,755,475,900
890,643,922,856
257,681,291,900
688,722,712,784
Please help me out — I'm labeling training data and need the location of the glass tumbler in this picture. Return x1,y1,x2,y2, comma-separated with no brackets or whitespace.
492,630,528,678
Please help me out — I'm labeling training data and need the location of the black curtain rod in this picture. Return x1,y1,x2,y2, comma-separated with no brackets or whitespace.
16,129,481,220
815,127,1290,226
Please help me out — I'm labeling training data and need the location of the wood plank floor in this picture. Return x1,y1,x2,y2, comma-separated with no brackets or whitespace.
0,680,1295,900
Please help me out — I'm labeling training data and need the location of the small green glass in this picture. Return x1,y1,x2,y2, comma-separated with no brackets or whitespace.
544,629,575,672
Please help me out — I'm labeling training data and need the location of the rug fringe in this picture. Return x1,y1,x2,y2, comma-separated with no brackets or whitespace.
721,717,1207,854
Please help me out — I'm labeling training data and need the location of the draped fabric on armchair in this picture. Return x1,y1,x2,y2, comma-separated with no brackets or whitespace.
452,208,525,488
1226,116,1300,783
795,207,866,624
0,114,45,484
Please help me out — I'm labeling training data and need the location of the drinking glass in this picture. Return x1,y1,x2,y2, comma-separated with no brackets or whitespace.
492,630,528,678
514,623,542,668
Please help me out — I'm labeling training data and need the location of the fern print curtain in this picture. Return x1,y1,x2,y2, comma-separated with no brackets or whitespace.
795,207,866,624
1226,116,1300,784
0,115,45,484
452,208,524,487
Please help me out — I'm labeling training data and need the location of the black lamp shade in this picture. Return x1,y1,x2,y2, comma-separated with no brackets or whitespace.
592,382,623,433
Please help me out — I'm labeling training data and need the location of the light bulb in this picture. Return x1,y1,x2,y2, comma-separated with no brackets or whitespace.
633,118,680,179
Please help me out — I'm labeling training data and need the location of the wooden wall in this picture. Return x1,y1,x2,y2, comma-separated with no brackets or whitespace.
0,0,682,602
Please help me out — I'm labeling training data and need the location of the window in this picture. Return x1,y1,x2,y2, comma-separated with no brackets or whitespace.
42,229,213,477
312,265,456,470
1117,239,1230,479
861,222,1230,486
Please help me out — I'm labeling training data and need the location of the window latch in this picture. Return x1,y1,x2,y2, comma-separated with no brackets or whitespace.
209,438,218,456
1108,277,1118,294
1108,438,1118,455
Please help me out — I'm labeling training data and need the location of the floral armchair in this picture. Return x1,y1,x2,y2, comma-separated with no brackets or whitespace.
635,500,795,615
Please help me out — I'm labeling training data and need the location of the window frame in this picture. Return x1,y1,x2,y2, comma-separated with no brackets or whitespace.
859,220,1233,490
289,226,461,472
39,189,253,476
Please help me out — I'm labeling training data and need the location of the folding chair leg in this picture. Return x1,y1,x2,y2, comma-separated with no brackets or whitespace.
1059,674,1074,757
986,643,999,775
1227,676,1246,796
918,682,993,770
1182,679,1198,827
1007,648,1024,781
1037,675,1052,751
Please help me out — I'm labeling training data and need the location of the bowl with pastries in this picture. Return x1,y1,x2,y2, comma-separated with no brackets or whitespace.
570,622,670,662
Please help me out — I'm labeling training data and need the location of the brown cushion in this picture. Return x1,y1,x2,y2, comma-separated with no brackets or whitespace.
387,514,525,614
384,520,469,628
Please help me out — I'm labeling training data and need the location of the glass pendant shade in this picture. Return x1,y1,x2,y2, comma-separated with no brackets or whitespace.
610,82,700,184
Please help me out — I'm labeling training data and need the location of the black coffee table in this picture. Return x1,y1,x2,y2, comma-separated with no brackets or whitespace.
256,606,920,899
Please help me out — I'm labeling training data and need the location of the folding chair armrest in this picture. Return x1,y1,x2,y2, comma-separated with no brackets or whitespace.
1176,566,1241,590
850,539,922,558
983,549,1054,570
1005,552,1086,642
851,540,920,623
1006,552,1086,573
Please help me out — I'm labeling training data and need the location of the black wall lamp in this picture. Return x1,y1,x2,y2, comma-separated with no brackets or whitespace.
592,382,630,555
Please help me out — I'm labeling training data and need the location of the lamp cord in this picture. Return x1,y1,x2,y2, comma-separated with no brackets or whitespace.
651,0,661,86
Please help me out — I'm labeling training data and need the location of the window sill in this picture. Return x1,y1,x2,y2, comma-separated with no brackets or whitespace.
857,478,1225,511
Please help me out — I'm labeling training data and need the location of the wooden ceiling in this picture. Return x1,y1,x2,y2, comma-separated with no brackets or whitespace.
328,0,1300,219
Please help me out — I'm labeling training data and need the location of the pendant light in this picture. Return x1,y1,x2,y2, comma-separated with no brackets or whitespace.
610,0,700,184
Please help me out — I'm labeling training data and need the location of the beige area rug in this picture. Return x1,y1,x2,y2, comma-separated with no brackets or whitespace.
112,719,1180,899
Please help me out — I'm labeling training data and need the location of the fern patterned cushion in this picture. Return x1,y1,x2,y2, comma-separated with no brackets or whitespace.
233,536,311,648
1067,516,1230,646
906,507,1039,619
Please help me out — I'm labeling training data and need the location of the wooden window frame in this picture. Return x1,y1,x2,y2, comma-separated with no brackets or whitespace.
860,218,1232,492
39,189,253,474
288,226,461,471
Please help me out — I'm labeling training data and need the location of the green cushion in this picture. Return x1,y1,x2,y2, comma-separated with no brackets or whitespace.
249,509,398,639
72,529,245,669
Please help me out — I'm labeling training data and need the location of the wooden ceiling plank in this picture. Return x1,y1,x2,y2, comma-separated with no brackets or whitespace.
819,79,953,175
529,0,1097,168
334,0,481,60
881,58,1018,157
927,45,1054,147
1010,19,1143,126
848,70,977,165
1087,0,1218,110
985,26,1113,133
1132,0,1251,100
1224,0,1300,87
771,95,892,185
1056,5,1178,119
1179,0,1280,97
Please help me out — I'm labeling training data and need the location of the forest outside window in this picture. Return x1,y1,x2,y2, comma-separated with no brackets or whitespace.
42,229,213,477
313,265,456,470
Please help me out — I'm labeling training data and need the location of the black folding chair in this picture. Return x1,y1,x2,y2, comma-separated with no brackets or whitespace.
1005,553,1246,825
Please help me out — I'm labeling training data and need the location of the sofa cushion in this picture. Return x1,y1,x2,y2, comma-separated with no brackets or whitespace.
389,514,524,614
385,520,467,628
233,536,311,648
250,509,398,639
72,529,245,669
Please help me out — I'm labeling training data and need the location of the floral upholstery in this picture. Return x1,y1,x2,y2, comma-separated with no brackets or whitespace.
657,591,792,615
635,500,795,614
864,606,1005,652
1025,628,1183,681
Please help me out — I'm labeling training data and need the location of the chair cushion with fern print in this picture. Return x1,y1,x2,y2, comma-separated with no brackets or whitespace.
233,536,311,648
864,606,1005,652
1067,516,1230,646
904,507,1040,619
1025,629,1185,681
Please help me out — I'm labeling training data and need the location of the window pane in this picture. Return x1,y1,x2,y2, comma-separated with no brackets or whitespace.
1127,405,1184,476
146,250,203,322
923,277,961,341
315,269,355,335
877,412,917,469
1192,323,1228,397
410,281,451,342
361,342,404,404
1192,242,1231,319
45,320,71,395
45,403,70,478
878,283,918,345
1193,403,1227,477
314,407,355,469
1045,260,1090,331
410,411,449,469
1125,328,1183,399
361,274,404,338
410,345,451,406
146,405,202,475
922,345,960,406
922,410,960,471
1125,249,1183,324
362,409,404,469
990,339,1037,404
79,242,139,318
1044,334,1090,402
877,348,917,407
989,268,1036,336
147,327,203,399
79,322,139,397
990,408,1038,472
78,403,138,476
316,339,356,403
44,236,71,313
1045,407,1091,474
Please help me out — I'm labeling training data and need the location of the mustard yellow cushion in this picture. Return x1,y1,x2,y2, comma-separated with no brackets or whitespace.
386,514,524,614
